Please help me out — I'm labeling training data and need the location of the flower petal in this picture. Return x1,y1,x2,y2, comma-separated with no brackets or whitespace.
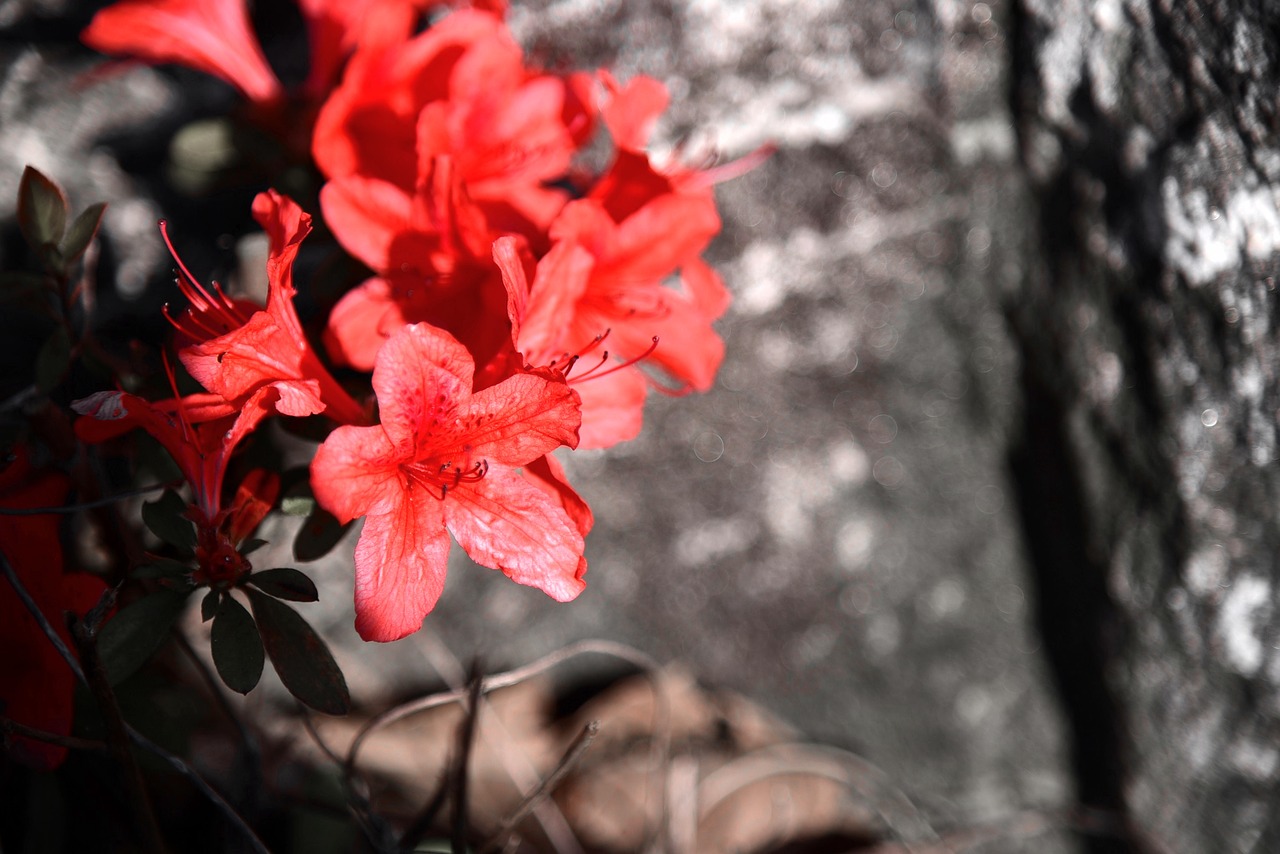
522,453,592,539
600,71,669,152
573,363,648,449
353,498,450,641
324,277,406,370
517,240,593,362
320,176,414,270
82,0,282,103
445,469,585,602
456,371,581,462
372,323,475,448
311,423,404,523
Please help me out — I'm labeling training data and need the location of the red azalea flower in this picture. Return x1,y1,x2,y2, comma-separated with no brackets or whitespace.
73,388,280,586
73,387,274,527
531,193,727,396
322,157,510,375
492,236,649,449
0,451,106,770
82,0,284,104
313,9,593,234
310,322,585,642
169,190,367,426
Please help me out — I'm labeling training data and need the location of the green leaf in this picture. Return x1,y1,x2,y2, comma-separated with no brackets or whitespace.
246,567,318,602
248,589,349,715
61,202,106,263
17,166,68,250
131,559,192,580
97,589,190,684
294,506,351,562
201,589,220,622
142,489,197,552
211,595,263,694
281,495,315,517
34,327,72,393
239,538,268,556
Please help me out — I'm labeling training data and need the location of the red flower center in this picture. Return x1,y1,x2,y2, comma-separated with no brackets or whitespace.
194,534,250,587
401,457,490,500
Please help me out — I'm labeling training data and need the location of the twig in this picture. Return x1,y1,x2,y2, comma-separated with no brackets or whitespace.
173,629,264,799
1,715,108,753
299,709,394,852
477,720,600,854
396,666,484,854
450,668,484,854
73,617,170,854
695,743,938,850
0,481,176,515
0,547,85,682
126,728,273,854
344,639,662,778
416,629,584,854
397,770,452,853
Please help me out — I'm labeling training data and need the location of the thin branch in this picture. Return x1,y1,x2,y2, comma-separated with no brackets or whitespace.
299,709,395,853
173,629,263,797
0,481,176,516
415,629,583,854
0,547,85,682
344,639,661,776
695,743,938,847
396,770,452,854
450,668,484,854
73,613,169,854
397,666,485,854
126,728,273,854
1,715,108,753
477,720,600,854
340,640,672,854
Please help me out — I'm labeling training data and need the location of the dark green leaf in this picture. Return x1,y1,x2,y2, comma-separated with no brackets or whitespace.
17,166,68,250
281,495,315,517
61,202,106,263
294,506,351,562
248,589,349,715
131,558,192,580
35,327,71,393
97,589,190,684
211,595,263,694
142,489,197,552
239,538,268,556
246,567,318,602
201,589,220,622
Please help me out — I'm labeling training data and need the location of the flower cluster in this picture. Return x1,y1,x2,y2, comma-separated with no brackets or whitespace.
72,0,753,645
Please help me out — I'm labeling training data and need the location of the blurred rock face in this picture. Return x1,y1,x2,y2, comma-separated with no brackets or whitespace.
458,0,1075,844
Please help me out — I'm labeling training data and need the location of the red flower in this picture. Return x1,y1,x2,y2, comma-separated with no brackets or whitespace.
170,190,367,426
527,193,728,399
0,451,106,770
73,387,273,527
74,388,280,587
322,157,508,374
492,236,649,449
310,322,585,642
82,0,283,104
313,9,593,234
